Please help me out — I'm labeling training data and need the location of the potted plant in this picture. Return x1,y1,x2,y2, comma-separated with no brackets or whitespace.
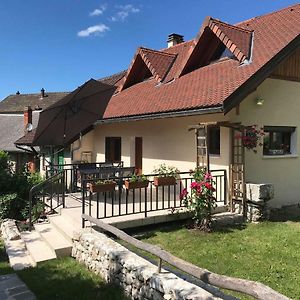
89,179,116,193
152,164,179,186
125,174,149,189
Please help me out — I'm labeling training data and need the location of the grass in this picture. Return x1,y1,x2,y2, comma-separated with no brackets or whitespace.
132,219,300,300
0,238,14,276
0,238,128,300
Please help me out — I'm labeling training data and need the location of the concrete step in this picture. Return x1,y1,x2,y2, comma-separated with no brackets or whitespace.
4,239,36,270
212,212,244,227
34,223,72,257
21,231,56,264
48,213,82,242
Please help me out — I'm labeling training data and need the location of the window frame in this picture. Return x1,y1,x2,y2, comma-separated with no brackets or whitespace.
105,137,121,162
263,126,296,156
208,126,221,156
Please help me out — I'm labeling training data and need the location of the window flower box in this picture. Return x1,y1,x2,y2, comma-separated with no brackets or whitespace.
89,181,116,193
124,180,149,190
153,176,177,187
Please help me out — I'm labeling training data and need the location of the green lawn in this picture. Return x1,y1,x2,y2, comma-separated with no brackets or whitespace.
0,238,127,300
135,220,300,300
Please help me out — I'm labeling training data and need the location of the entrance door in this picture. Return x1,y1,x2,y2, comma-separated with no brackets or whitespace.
135,137,143,175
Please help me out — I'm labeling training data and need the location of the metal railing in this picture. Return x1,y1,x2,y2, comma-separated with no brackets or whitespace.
45,161,124,193
28,171,65,230
81,169,227,228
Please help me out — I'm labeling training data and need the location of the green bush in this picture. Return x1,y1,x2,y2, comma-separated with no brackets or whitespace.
0,151,43,221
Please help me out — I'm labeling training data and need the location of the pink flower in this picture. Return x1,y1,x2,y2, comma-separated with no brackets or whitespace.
204,172,213,181
180,188,188,200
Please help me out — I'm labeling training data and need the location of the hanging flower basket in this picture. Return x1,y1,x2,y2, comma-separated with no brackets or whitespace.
89,180,116,193
235,125,264,152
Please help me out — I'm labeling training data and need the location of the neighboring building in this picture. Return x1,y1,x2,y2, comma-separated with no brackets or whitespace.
0,90,68,171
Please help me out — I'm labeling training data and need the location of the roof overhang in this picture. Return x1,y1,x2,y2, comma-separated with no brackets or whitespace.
96,106,223,124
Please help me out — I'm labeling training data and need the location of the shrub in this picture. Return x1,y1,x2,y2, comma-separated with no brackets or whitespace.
0,151,43,221
180,167,216,231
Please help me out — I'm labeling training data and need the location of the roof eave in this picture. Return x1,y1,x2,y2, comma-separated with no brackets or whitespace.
96,106,223,124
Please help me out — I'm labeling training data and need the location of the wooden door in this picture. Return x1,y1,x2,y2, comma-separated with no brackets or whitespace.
135,137,143,175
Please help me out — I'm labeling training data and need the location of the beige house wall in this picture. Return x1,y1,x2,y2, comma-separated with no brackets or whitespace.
72,130,95,162
73,113,230,174
228,78,300,208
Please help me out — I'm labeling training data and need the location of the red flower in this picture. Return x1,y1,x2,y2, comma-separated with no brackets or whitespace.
180,188,188,200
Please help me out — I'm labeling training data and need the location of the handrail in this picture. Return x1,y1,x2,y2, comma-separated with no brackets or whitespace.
29,170,65,230
83,214,290,300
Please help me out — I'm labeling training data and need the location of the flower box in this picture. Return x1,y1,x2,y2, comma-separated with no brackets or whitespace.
124,180,149,190
89,182,116,193
153,176,176,187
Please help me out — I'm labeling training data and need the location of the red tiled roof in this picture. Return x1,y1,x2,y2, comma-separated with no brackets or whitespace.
208,18,253,61
119,47,177,91
103,4,300,119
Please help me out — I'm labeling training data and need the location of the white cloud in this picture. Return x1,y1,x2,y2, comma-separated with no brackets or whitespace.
90,4,107,17
110,4,140,22
77,24,109,37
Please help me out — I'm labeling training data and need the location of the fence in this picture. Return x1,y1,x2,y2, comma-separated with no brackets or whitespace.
28,171,65,230
81,170,227,227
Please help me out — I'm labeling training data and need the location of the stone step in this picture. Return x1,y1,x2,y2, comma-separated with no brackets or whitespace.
4,239,36,270
212,212,244,227
48,213,82,242
34,223,72,257
21,231,56,264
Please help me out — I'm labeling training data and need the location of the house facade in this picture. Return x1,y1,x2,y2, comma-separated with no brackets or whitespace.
68,4,300,209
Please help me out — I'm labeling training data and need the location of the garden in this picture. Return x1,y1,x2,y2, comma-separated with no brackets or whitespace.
130,218,300,299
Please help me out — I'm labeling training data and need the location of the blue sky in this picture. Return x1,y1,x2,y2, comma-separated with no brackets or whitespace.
0,0,298,100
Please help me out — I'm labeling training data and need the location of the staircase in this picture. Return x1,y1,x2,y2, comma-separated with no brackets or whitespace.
6,213,78,270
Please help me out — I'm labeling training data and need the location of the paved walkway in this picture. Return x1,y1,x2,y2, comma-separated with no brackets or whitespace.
0,274,35,300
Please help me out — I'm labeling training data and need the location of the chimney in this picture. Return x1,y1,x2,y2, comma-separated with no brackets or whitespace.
40,88,45,99
24,106,32,133
16,91,20,95
167,33,184,48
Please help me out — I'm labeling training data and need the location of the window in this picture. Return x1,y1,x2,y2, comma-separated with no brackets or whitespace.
263,126,296,155
105,137,121,162
208,126,220,155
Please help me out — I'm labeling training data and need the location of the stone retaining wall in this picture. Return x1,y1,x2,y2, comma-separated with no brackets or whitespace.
72,230,231,300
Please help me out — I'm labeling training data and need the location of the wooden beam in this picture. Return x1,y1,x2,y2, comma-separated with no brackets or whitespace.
82,214,290,300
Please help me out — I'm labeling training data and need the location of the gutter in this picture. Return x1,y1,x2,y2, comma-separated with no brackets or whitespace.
95,106,223,125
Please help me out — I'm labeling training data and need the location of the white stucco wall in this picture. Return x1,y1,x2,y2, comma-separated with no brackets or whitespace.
229,78,300,208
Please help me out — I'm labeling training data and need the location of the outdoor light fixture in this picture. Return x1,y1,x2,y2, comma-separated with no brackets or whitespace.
255,97,264,106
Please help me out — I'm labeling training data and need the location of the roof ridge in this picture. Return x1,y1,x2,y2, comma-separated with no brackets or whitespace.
160,40,194,51
6,91,68,97
99,70,127,81
211,18,253,33
139,47,177,57
236,2,300,26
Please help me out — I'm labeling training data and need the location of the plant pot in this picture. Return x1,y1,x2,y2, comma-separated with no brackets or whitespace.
153,176,176,187
125,180,149,190
89,182,116,193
